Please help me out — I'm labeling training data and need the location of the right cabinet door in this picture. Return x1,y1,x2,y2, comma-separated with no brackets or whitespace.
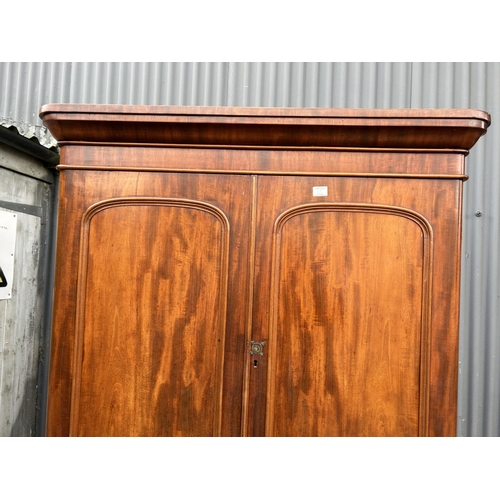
248,175,460,436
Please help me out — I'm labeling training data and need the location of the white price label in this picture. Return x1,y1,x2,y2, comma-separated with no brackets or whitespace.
313,186,328,197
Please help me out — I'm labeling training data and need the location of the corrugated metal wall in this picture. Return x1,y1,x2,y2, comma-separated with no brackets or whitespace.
1,62,498,436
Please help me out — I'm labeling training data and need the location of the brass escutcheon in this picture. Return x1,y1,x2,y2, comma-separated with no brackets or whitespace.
250,341,265,357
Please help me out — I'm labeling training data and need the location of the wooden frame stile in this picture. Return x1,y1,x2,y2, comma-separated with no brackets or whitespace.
240,175,258,437
40,105,490,437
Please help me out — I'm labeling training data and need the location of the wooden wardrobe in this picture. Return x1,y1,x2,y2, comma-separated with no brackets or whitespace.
40,105,490,437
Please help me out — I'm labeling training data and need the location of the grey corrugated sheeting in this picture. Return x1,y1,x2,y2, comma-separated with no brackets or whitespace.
0,118,58,151
0,62,498,436
409,63,500,437
1,62,414,118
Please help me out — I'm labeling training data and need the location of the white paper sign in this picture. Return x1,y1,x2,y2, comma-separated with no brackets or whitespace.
313,186,328,197
0,210,17,300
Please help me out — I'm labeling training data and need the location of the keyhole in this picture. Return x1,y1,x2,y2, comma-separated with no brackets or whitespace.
253,359,258,368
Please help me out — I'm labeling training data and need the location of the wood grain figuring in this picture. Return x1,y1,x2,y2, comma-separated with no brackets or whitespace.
240,176,258,436
72,198,229,436
40,105,489,437
266,205,431,436
40,104,490,150
248,176,448,437
45,171,252,437
61,146,467,175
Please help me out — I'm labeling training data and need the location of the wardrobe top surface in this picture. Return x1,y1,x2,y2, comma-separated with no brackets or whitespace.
40,104,490,151
39,104,490,121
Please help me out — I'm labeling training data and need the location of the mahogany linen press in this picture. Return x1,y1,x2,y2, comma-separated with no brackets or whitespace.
40,105,490,436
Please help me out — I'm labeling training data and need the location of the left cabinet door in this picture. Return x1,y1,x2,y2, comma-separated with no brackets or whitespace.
48,171,253,436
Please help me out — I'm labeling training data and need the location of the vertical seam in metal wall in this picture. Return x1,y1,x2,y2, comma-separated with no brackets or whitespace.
409,62,413,108
225,63,230,106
